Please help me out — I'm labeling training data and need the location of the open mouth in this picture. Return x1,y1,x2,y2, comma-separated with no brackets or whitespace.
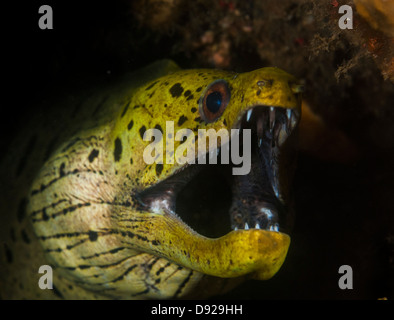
137,104,300,239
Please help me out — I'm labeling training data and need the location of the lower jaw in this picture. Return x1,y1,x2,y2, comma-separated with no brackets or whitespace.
124,210,290,280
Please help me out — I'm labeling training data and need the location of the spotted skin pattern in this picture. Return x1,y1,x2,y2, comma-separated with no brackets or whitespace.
0,60,301,299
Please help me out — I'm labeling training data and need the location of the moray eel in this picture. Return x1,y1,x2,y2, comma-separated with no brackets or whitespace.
0,60,302,299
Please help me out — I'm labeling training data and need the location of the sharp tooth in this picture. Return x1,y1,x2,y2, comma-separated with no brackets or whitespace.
255,223,260,229
246,109,252,122
269,225,274,231
291,113,298,129
260,207,274,220
286,109,292,121
287,110,299,131
269,107,275,130
278,126,288,146
274,223,279,232
272,182,279,198
244,222,249,230
234,226,238,231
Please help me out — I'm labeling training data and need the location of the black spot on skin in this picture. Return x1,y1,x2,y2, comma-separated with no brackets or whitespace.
114,138,122,162
120,103,129,118
223,119,227,126
256,89,261,96
21,229,30,244
194,116,202,123
127,119,134,130
191,107,197,113
3,243,13,263
88,231,98,242
186,94,194,101
164,104,168,108
178,115,188,126
124,200,131,207
130,157,133,165
180,136,187,144
88,149,99,163
169,83,184,98
59,163,66,177
17,198,27,223
145,80,159,91
139,126,146,139
52,285,65,299
62,138,79,153
196,86,203,92
184,90,191,97
156,163,163,176
133,105,140,109
42,208,49,221
155,124,163,133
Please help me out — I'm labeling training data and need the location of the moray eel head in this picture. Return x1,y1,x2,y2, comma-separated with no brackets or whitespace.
115,67,301,283
30,64,302,298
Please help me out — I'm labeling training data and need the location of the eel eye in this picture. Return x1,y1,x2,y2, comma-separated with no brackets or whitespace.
199,80,231,123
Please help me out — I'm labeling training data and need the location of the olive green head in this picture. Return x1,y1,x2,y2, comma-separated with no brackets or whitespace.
109,66,302,283
29,63,302,299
